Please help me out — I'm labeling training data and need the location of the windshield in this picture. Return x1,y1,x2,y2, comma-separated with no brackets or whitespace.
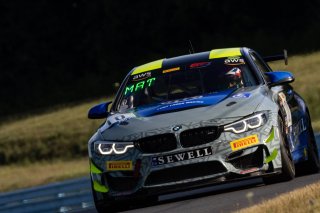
116,57,257,111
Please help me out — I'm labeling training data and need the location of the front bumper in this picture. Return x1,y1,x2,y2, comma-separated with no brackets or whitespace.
89,113,282,201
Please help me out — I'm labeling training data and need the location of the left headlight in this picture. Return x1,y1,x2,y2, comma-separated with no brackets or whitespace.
94,142,134,155
224,113,267,134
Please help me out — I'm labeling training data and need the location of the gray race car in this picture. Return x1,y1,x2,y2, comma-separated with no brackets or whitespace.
87,47,319,212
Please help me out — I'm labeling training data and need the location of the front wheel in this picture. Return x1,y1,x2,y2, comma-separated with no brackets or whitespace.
92,192,121,213
264,116,295,184
91,181,119,213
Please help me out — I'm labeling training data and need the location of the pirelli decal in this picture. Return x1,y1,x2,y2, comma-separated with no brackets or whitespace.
106,161,133,171
209,48,241,59
230,135,259,151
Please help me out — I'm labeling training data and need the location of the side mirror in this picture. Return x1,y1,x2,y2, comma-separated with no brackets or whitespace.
88,101,112,119
265,71,295,87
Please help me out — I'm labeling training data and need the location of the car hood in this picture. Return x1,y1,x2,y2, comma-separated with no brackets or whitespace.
99,86,268,141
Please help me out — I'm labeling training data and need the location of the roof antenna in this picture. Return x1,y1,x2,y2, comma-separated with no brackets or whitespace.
188,40,195,54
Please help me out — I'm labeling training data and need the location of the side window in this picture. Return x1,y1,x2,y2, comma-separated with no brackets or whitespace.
250,52,272,74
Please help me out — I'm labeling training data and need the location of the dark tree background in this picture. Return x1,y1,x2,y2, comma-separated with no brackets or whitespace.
1,0,320,118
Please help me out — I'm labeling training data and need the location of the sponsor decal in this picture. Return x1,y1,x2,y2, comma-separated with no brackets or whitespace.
160,96,203,105
124,77,156,95
293,118,307,137
107,161,133,171
152,147,213,166
100,113,136,131
278,92,292,132
232,93,251,98
157,100,204,111
106,113,135,126
224,57,245,65
189,62,211,69
163,67,180,73
132,72,152,81
230,135,259,151
157,96,204,111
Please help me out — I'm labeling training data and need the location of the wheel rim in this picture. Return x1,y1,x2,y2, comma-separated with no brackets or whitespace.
285,144,295,173
279,117,295,174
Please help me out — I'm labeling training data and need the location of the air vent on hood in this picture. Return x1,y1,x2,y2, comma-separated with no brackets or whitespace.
226,101,236,106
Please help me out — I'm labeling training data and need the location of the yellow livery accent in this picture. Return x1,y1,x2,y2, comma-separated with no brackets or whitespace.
209,48,241,59
106,161,133,171
132,59,164,75
90,161,102,174
264,127,275,143
93,181,109,193
264,149,278,163
230,135,259,151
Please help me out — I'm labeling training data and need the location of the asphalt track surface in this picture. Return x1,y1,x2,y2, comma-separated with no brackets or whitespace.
79,173,320,213
1,135,320,213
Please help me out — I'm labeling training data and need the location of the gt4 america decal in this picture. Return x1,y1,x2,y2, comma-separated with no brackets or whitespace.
152,147,213,166
232,93,251,98
100,113,136,131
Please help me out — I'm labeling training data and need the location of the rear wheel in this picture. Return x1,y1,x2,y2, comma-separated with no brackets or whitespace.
296,113,320,175
264,116,295,184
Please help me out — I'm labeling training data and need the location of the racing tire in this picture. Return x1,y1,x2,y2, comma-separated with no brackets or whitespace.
296,113,320,175
94,196,157,212
91,183,157,212
91,182,119,213
92,193,120,213
264,116,295,184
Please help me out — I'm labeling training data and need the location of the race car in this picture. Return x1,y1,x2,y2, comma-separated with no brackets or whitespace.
87,47,319,212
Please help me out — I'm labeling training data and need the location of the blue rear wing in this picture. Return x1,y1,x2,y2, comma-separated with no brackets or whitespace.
263,49,288,65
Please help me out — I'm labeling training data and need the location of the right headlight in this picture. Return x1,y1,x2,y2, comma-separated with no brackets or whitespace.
224,113,268,134
94,141,134,155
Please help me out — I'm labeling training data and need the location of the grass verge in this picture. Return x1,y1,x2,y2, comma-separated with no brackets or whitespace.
0,98,108,165
235,181,320,213
0,157,89,192
269,51,320,130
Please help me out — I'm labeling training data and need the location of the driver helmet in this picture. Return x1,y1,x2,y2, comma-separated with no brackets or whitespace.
225,67,242,87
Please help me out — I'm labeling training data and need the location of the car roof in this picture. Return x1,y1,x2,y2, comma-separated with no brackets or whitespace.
131,47,249,75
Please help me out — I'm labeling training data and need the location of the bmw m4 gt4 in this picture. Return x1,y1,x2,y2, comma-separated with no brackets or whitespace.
87,47,319,211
